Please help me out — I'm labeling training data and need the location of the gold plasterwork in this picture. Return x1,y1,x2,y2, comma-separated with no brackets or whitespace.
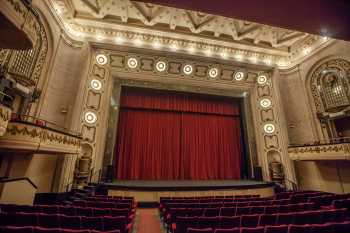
0,104,12,136
288,143,350,160
0,122,81,154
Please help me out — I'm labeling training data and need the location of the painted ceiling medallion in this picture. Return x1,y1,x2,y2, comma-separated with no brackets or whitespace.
208,68,219,78
263,123,275,134
155,61,167,72
127,57,138,69
90,79,102,91
260,98,272,108
257,75,268,85
84,111,97,124
183,64,193,75
234,71,245,81
96,54,108,65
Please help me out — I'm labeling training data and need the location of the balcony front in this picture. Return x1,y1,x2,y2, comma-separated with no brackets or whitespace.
288,139,350,161
0,114,82,154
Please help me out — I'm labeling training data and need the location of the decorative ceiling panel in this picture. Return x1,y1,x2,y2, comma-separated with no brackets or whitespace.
49,0,332,68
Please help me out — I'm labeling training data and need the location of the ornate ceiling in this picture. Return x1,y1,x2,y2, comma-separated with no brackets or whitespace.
49,0,332,68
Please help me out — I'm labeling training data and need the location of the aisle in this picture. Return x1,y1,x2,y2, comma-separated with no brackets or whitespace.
136,208,163,233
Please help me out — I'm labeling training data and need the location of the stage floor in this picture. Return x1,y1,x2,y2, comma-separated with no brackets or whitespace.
103,179,273,191
102,180,275,203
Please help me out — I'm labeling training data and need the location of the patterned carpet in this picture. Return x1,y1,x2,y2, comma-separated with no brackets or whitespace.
134,208,164,233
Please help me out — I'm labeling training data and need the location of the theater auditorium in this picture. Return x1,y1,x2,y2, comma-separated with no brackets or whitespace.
0,0,350,232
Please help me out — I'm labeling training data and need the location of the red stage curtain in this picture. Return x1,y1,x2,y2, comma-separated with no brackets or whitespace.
115,88,242,180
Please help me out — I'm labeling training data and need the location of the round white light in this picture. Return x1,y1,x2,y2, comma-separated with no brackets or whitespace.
155,61,167,72
264,124,275,134
257,75,267,85
84,111,97,124
96,54,108,65
183,64,193,75
260,98,272,108
208,68,219,78
90,79,102,91
234,71,245,81
127,57,138,69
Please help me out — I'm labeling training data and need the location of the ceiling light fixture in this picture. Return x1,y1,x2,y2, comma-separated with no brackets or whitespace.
127,57,138,69
183,64,193,75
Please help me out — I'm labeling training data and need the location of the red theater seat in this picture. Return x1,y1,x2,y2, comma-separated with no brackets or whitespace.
187,228,213,233
38,213,60,228
197,217,219,229
204,208,220,217
220,208,235,217
81,216,103,231
219,216,240,229
240,227,264,233
2,226,34,233
288,225,313,233
241,214,259,228
60,215,81,230
103,216,129,233
258,214,277,226
214,228,239,233
33,227,61,233
265,225,288,233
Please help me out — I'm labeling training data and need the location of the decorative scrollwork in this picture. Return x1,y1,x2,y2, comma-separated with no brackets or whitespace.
310,58,350,113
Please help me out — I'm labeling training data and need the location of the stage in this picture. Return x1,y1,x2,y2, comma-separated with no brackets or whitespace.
101,180,275,203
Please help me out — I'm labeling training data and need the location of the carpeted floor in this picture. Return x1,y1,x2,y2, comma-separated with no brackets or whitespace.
136,208,164,233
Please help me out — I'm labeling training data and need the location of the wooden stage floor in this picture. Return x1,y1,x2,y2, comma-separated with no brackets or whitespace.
101,180,275,203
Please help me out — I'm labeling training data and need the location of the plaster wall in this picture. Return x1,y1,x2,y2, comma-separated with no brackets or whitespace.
279,40,350,193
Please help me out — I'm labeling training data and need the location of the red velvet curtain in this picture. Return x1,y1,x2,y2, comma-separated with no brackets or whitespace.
115,88,242,180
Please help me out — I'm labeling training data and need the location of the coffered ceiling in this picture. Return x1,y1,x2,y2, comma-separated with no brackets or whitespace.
49,0,333,68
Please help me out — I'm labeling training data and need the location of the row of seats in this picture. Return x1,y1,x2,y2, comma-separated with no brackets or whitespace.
161,198,271,206
184,221,350,233
160,195,260,201
0,204,132,218
0,212,132,233
307,194,350,207
274,191,327,200
165,202,315,222
0,226,120,233
170,208,347,233
72,201,132,210
161,199,296,216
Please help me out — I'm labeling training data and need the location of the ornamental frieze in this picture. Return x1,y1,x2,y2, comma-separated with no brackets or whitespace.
0,122,81,154
0,105,12,136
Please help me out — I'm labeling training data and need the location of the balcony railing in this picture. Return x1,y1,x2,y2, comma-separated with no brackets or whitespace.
0,114,82,154
288,138,350,160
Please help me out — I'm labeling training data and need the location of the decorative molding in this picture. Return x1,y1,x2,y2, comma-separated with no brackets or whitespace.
0,104,12,136
309,58,350,114
108,50,261,88
288,143,350,160
0,122,81,154
48,0,332,68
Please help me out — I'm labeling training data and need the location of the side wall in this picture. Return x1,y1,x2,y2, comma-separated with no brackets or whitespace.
0,0,89,194
279,40,350,193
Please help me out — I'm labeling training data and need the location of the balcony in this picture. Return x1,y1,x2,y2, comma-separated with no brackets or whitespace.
0,114,82,154
288,139,350,161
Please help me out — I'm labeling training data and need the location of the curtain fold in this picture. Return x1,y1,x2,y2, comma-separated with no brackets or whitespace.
115,88,242,180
